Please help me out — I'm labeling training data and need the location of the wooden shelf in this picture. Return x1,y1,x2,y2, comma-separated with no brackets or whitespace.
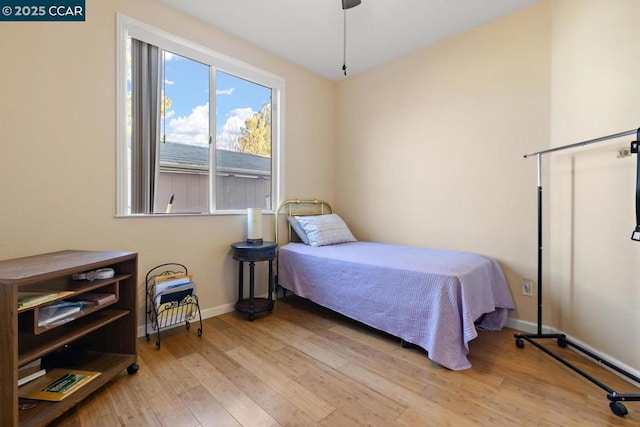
18,352,136,427
18,309,130,366
17,274,130,314
0,250,138,427
19,278,123,335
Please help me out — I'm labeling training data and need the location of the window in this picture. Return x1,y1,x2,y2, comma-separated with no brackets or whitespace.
116,15,284,215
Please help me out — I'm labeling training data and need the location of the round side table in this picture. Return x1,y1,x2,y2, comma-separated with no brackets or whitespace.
230,241,277,321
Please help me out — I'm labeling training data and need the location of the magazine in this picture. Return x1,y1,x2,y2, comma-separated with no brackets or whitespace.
18,369,101,401
37,301,84,327
18,292,59,309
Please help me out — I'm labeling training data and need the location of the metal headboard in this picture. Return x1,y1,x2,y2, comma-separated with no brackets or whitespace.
274,198,333,245
273,198,332,298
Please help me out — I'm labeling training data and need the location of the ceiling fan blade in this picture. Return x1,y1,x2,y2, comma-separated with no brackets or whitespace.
342,0,361,10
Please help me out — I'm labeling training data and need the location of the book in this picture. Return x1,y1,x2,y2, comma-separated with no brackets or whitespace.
154,274,193,295
154,272,188,283
69,292,117,306
158,283,195,305
155,295,197,325
18,369,46,387
18,358,42,374
18,359,44,387
37,301,83,327
18,291,59,310
18,291,74,311
18,369,101,401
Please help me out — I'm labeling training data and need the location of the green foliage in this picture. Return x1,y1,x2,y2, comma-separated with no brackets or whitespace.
160,95,172,143
238,103,271,157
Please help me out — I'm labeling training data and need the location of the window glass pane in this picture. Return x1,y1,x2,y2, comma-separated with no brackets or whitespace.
118,17,283,216
156,50,210,214
215,71,272,210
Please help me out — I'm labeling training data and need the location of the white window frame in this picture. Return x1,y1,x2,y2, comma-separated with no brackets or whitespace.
116,14,285,216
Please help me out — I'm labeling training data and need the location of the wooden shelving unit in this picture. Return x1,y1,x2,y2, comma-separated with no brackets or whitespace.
0,250,138,427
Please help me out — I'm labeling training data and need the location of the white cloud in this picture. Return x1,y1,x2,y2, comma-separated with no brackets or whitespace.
164,79,175,85
164,51,177,61
162,104,256,150
216,107,253,151
165,103,210,146
216,88,236,96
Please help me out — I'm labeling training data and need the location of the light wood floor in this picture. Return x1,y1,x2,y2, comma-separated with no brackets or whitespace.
54,296,637,426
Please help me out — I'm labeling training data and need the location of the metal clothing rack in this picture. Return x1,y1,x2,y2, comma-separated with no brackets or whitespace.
514,128,640,417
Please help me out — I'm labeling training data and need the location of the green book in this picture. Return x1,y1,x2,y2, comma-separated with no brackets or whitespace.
18,369,101,401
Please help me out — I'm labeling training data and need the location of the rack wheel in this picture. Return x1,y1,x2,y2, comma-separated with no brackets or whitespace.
127,363,140,375
610,401,628,417
145,333,150,342
155,340,160,350
557,337,568,348
197,327,202,337
516,339,525,349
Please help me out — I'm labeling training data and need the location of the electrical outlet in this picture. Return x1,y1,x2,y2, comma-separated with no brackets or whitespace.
522,278,533,296
617,147,631,158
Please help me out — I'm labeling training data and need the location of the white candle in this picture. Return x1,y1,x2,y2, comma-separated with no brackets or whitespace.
247,208,262,241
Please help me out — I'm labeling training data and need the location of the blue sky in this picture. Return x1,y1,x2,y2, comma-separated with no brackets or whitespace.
162,51,271,150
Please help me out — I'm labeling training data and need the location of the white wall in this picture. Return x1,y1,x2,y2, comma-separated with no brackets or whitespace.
336,2,552,323
0,0,336,324
548,0,640,370
2,0,638,371
336,0,640,371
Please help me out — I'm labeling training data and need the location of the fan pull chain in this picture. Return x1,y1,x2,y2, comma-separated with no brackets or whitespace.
342,9,347,76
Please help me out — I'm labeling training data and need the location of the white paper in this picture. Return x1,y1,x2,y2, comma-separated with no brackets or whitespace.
38,302,83,327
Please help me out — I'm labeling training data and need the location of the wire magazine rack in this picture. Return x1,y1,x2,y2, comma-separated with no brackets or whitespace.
145,263,202,349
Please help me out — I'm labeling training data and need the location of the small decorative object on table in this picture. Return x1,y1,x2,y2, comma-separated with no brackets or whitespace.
145,263,203,349
247,208,263,243
231,241,277,321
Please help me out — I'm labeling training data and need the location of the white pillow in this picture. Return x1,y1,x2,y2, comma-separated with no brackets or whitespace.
294,214,357,247
287,216,309,245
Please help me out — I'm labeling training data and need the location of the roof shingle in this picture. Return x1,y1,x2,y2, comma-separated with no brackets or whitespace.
158,141,270,173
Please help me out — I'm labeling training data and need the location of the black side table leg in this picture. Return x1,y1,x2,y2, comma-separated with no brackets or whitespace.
249,261,255,314
268,259,274,306
238,260,244,301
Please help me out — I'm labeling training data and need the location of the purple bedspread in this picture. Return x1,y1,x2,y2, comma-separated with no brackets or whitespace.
278,241,515,370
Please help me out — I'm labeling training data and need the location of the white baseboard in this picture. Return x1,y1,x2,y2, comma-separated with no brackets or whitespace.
136,307,639,390
506,317,555,334
136,302,235,338
506,317,640,389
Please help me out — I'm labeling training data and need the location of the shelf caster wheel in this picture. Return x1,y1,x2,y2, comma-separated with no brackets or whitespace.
155,341,160,350
557,337,568,348
145,333,150,342
515,339,525,349
186,321,191,330
127,363,140,375
197,328,202,337
610,401,628,417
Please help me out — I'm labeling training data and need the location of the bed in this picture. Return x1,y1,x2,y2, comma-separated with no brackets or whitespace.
274,199,516,371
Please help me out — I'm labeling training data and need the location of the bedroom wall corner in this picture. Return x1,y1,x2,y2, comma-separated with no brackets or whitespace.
548,0,640,373
335,1,552,325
